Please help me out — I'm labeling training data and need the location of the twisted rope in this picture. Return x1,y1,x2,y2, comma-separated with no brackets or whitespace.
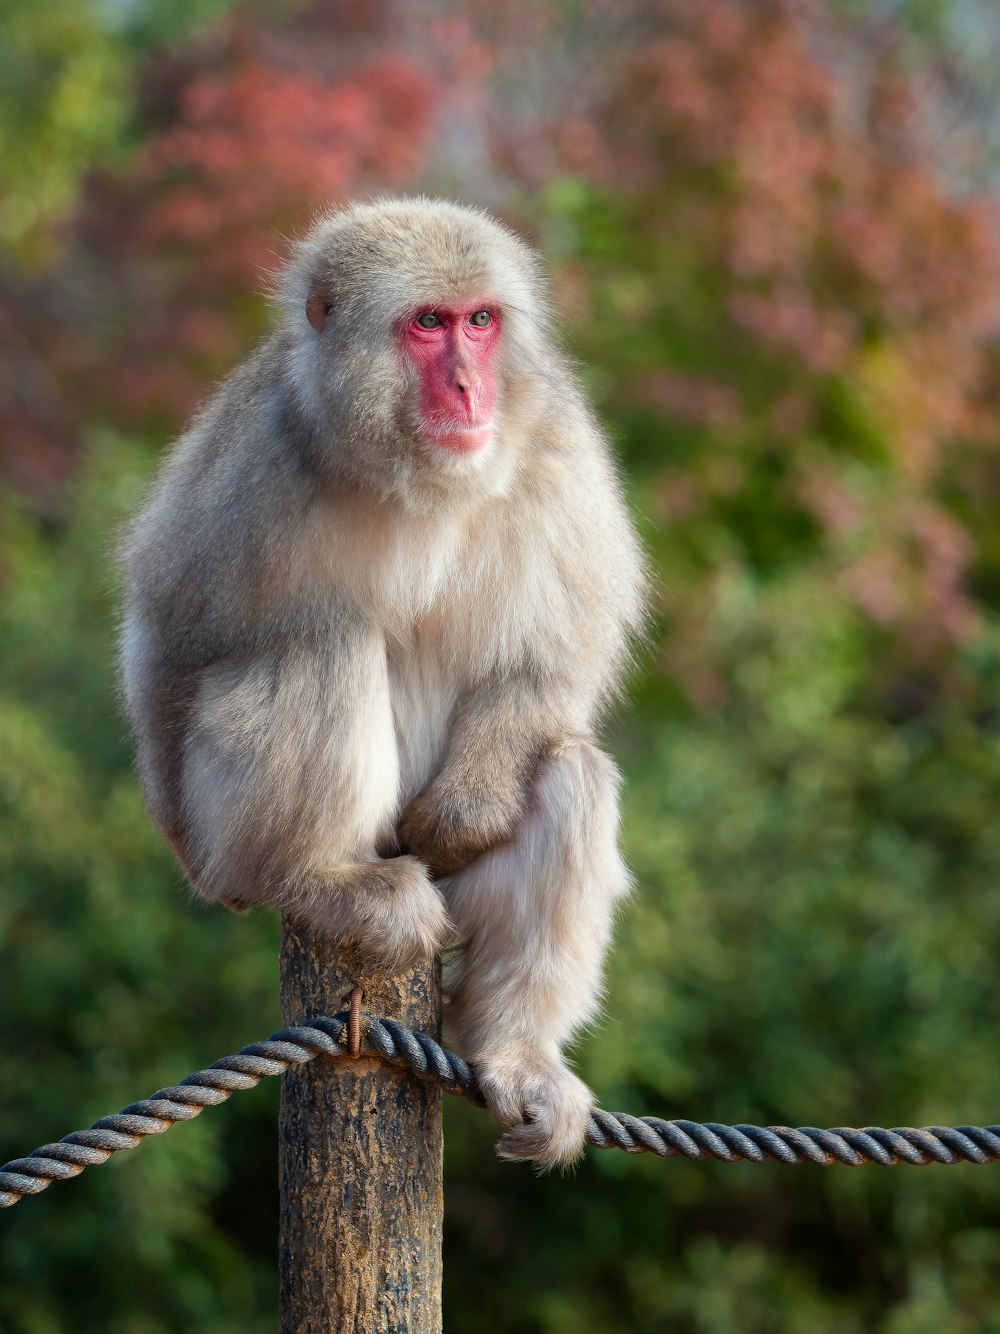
2,1012,998,1208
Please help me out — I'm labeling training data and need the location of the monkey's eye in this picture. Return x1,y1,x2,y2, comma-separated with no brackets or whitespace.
469,310,492,328
415,312,442,329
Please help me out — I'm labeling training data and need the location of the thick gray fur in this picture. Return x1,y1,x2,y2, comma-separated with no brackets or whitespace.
120,197,646,1166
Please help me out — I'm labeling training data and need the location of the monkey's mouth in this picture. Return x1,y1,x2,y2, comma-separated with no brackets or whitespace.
422,421,494,454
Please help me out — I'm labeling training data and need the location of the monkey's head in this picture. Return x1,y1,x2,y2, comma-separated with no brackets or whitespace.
278,197,554,507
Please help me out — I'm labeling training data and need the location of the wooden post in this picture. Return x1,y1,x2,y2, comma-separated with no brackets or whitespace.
279,916,443,1334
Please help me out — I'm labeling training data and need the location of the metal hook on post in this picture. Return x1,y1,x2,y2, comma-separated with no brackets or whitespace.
347,986,363,1061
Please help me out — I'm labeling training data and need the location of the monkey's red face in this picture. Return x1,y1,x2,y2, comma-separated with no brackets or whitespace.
401,301,501,454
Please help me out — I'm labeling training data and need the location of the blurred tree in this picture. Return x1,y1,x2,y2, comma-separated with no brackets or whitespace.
0,439,282,1332
0,0,129,260
832,0,1000,185
523,0,1000,686
3,1,1000,1332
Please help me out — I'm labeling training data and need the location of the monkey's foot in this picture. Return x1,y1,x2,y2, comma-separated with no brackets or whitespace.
311,856,452,970
475,1050,594,1170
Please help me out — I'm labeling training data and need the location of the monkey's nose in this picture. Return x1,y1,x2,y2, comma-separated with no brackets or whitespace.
451,359,481,401
449,382,479,420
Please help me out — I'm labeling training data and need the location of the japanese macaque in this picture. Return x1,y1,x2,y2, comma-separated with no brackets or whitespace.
120,197,645,1167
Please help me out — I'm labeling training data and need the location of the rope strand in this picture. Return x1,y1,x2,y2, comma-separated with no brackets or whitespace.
2,1011,997,1208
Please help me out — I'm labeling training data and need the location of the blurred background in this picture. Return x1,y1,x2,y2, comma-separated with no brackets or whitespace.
3,0,1000,1329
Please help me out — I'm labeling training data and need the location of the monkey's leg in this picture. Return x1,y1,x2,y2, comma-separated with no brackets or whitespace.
198,821,451,974
180,632,450,969
441,739,630,1168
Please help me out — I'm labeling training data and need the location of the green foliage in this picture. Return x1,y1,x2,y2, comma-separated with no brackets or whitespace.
0,440,281,1333
0,0,125,255
0,0,248,259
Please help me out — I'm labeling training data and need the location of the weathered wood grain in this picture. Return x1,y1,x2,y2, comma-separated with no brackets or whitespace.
279,917,443,1334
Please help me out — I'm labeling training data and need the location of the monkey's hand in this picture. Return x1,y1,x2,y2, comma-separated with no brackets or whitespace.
397,769,530,879
475,1048,594,1171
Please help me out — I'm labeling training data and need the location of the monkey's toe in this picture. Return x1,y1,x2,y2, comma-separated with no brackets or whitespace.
476,1054,594,1170
495,1117,587,1171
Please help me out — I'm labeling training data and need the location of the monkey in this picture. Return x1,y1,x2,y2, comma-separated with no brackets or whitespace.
119,197,646,1168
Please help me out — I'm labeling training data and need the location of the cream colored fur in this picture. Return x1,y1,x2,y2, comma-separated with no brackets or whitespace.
120,198,646,1167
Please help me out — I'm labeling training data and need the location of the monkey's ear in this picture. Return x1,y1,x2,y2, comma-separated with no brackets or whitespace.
306,277,334,334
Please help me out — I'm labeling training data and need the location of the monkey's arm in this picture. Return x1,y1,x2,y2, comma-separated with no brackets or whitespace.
399,465,638,880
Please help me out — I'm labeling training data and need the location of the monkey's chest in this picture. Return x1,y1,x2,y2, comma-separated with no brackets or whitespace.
378,554,537,803
386,643,458,804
